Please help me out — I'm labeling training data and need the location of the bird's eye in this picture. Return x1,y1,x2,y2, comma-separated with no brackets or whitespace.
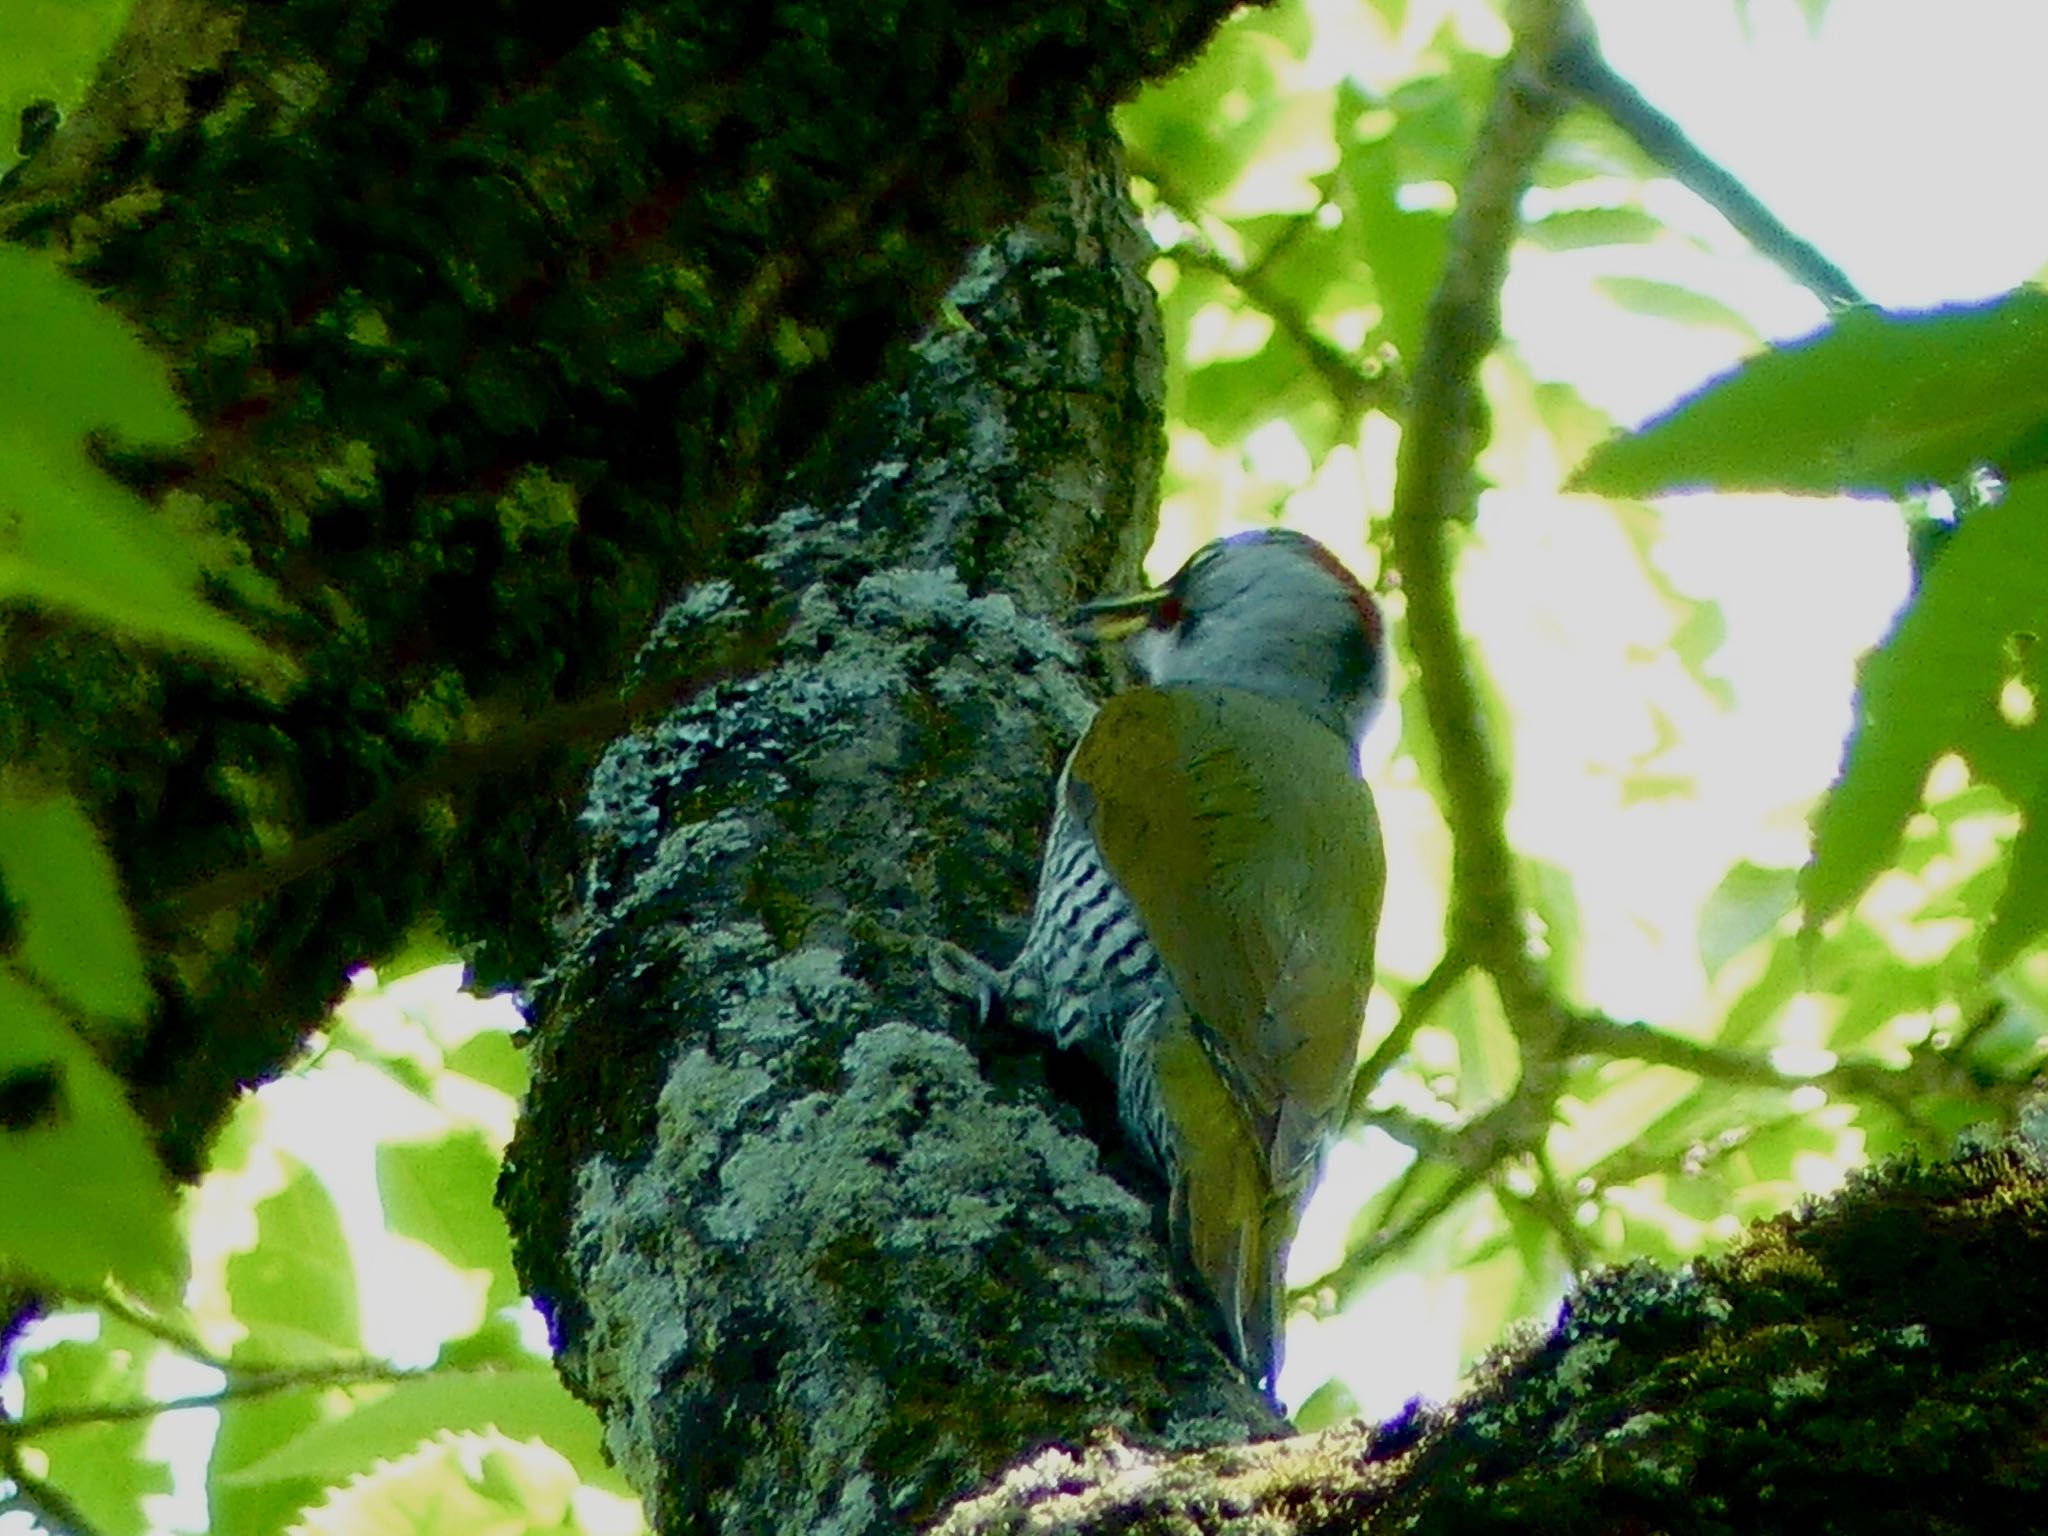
1152,594,1185,630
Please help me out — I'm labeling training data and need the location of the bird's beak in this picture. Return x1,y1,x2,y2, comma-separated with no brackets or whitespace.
1069,582,1171,643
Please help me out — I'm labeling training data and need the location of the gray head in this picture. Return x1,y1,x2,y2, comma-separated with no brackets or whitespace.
1075,529,1387,750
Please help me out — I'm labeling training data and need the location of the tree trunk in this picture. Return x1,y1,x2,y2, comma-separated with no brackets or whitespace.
500,125,1285,1534
0,0,1247,1175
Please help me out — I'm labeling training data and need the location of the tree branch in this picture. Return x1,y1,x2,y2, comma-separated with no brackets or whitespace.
1553,9,1865,311
1389,1,1571,1007
1,1448,107,1536
1348,950,1472,1121
1343,1157,1489,1287
503,129,1278,1536
0,1359,445,1443
2,0,1258,1178
1125,151,1405,429
1564,1010,2025,1132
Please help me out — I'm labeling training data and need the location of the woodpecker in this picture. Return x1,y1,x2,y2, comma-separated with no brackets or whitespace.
995,528,1386,1392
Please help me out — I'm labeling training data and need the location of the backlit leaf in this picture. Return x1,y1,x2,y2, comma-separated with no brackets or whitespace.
0,779,147,1030
1574,289,2048,497
0,968,183,1300
1803,476,2048,928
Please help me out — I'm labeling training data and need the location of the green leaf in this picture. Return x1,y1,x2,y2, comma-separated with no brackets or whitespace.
1715,938,1806,1050
1522,206,1667,252
1804,476,2048,926
0,968,184,1299
1229,213,1374,329
1180,343,1325,447
1573,288,2048,497
0,779,147,1030
0,426,274,667
290,1431,613,1535
209,1379,335,1536
1698,862,1799,977
1828,960,1944,1053
288,1447,507,1536
208,1148,363,1535
1985,775,2048,972
224,1363,626,1495
469,1438,582,1526
226,1159,362,1359
1332,81,1451,364
378,1131,520,1313
1117,11,1319,207
436,1313,532,1370
0,248,277,667
16,1322,172,1536
1732,1114,1845,1187
1593,276,1758,341
1290,1373,1360,1432
0,246,190,448
0,3,135,167
445,1029,526,1098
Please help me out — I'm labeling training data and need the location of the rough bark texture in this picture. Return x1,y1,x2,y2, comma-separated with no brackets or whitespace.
0,0,1251,1176
933,1141,2048,1534
501,130,1282,1536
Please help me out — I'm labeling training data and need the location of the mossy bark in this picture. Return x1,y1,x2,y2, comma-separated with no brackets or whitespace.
501,129,1286,1534
935,1144,2048,1535
0,0,1251,1174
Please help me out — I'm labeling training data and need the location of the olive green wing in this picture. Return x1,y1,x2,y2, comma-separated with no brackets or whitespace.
1068,684,1384,1179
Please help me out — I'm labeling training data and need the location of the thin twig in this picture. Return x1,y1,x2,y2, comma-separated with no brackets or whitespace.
1552,5,1863,310
1,1447,107,1536
1528,1143,1594,1277
1564,1010,2023,1155
1388,2,1570,1012
1353,1105,1460,1158
1125,150,1405,428
1555,45,1862,311
1170,241,1401,425
0,1358,501,1443
1348,950,1474,1122
1342,1159,1489,1294
1565,1011,1919,1103
1347,7,1594,1288
94,1294,232,1373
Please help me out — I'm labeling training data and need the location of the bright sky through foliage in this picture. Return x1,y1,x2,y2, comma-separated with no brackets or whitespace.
1599,1,2048,311
1269,0,2048,1417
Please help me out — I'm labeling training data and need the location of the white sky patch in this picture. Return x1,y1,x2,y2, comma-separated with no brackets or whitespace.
1284,0,2045,1419
1594,0,2048,309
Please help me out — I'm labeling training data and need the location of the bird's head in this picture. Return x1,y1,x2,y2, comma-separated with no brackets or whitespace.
1073,529,1387,752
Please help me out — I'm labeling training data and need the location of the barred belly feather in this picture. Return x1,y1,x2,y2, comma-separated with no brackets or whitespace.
1003,785,1173,1170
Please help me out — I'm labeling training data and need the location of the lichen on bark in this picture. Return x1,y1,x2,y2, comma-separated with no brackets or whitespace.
503,133,1281,1534
0,0,1251,1174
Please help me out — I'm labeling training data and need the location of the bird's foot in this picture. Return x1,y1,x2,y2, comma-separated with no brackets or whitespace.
928,939,1004,1025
